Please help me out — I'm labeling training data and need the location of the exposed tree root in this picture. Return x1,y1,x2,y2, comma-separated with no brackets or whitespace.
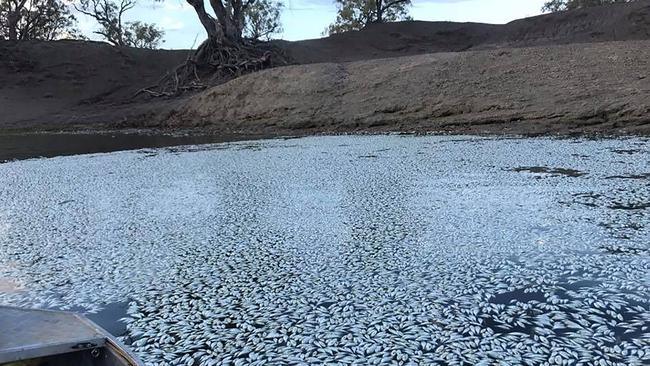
137,38,291,97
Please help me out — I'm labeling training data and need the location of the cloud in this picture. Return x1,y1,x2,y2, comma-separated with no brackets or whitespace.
71,10,104,41
160,0,193,12
159,17,185,31
147,0,192,11
411,0,545,24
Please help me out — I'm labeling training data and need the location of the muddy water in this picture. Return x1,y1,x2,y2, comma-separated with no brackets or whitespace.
0,135,648,364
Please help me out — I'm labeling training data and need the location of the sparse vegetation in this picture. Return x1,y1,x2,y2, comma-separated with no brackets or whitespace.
123,20,164,49
326,0,411,35
542,0,635,12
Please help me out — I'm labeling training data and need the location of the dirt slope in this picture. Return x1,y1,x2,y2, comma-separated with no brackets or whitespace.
1,0,650,134
164,41,650,136
275,22,500,64
495,1,650,48
279,0,650,63
0,41,187,128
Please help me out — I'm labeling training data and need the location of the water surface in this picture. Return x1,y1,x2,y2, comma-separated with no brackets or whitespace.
0,132,252,162
0,135,648,365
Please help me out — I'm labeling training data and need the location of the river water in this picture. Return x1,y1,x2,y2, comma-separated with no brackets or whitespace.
0,135,648,365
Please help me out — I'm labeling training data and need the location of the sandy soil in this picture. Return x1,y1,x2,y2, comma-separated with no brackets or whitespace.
1,0,650,137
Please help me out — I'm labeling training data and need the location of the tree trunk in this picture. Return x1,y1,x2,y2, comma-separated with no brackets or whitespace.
6,0,30,40
187,0,246,45
230,0,246,40
7,11,19,40
376,0,383,23
221,16,241,42
209,0,242,43
144,0,286,97
187,0,222,40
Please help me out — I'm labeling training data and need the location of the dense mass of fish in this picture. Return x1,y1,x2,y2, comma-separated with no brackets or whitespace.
0,135,649,365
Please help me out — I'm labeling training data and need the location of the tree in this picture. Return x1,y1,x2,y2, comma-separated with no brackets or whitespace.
326,0,411,35
74,0,164,48
243,0,282,41
124,20,163,48
185,0,286,43
185,0,251,45
139,0,289,96
542,0,634,12
373,0,410,23
0,0,77,40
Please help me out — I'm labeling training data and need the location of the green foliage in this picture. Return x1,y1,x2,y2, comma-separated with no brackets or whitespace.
326,0,411,36
124,20,164,48
243,0,283,41
542,0,635,12
0,0,78,40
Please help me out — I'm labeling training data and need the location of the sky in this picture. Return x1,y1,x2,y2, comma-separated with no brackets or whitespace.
73,0,548,49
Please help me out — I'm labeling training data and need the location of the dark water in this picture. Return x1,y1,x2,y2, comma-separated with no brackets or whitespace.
84,301,129,337
0,132,256,162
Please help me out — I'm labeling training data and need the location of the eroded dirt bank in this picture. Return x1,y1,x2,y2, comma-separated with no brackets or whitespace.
153,40,650,136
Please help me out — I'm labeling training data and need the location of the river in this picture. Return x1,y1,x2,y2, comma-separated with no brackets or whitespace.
0,135,648,365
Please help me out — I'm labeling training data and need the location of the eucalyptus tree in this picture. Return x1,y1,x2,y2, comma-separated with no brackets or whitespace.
141,0,287,96
326,0,411,35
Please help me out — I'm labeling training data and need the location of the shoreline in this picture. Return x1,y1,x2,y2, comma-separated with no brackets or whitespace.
2,128,648,162
4,2,650,142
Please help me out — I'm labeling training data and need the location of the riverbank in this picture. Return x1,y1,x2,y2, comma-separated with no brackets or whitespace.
2,1,650,138
158,40,650,137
